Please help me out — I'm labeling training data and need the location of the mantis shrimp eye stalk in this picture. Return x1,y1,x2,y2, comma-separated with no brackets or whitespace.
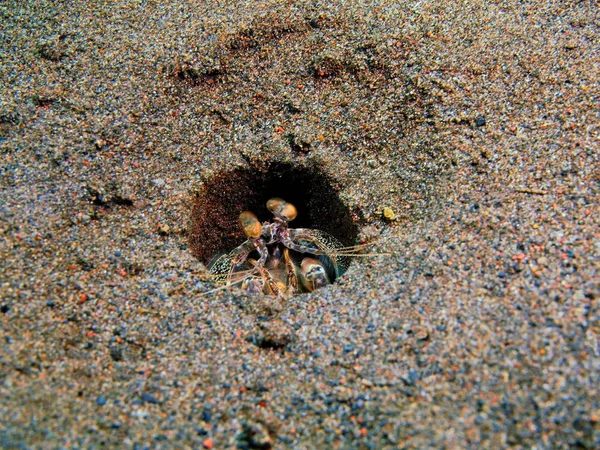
266,197,297,222
239,211,262,239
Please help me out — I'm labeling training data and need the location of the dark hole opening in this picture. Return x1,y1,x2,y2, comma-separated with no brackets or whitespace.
189,161,359,265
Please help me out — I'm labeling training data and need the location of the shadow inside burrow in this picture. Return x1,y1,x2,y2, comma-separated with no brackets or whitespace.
189,161,359,264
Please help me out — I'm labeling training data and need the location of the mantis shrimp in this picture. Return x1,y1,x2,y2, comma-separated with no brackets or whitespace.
207,197,374,297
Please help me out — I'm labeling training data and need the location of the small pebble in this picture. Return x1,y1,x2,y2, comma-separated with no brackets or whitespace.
141,393,160,404
415,329,429,341
383,207,396,221
158,224,170,235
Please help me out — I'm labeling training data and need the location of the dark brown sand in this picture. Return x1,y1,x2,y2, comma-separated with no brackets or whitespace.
1,0,598,448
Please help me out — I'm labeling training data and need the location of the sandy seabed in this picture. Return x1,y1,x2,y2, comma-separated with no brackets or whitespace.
1,0,598,448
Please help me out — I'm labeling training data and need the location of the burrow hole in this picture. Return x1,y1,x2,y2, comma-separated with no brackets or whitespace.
189,162,360,280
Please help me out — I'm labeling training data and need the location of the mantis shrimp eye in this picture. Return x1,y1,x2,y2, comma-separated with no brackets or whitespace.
266,197,297,222
239,211,262,239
